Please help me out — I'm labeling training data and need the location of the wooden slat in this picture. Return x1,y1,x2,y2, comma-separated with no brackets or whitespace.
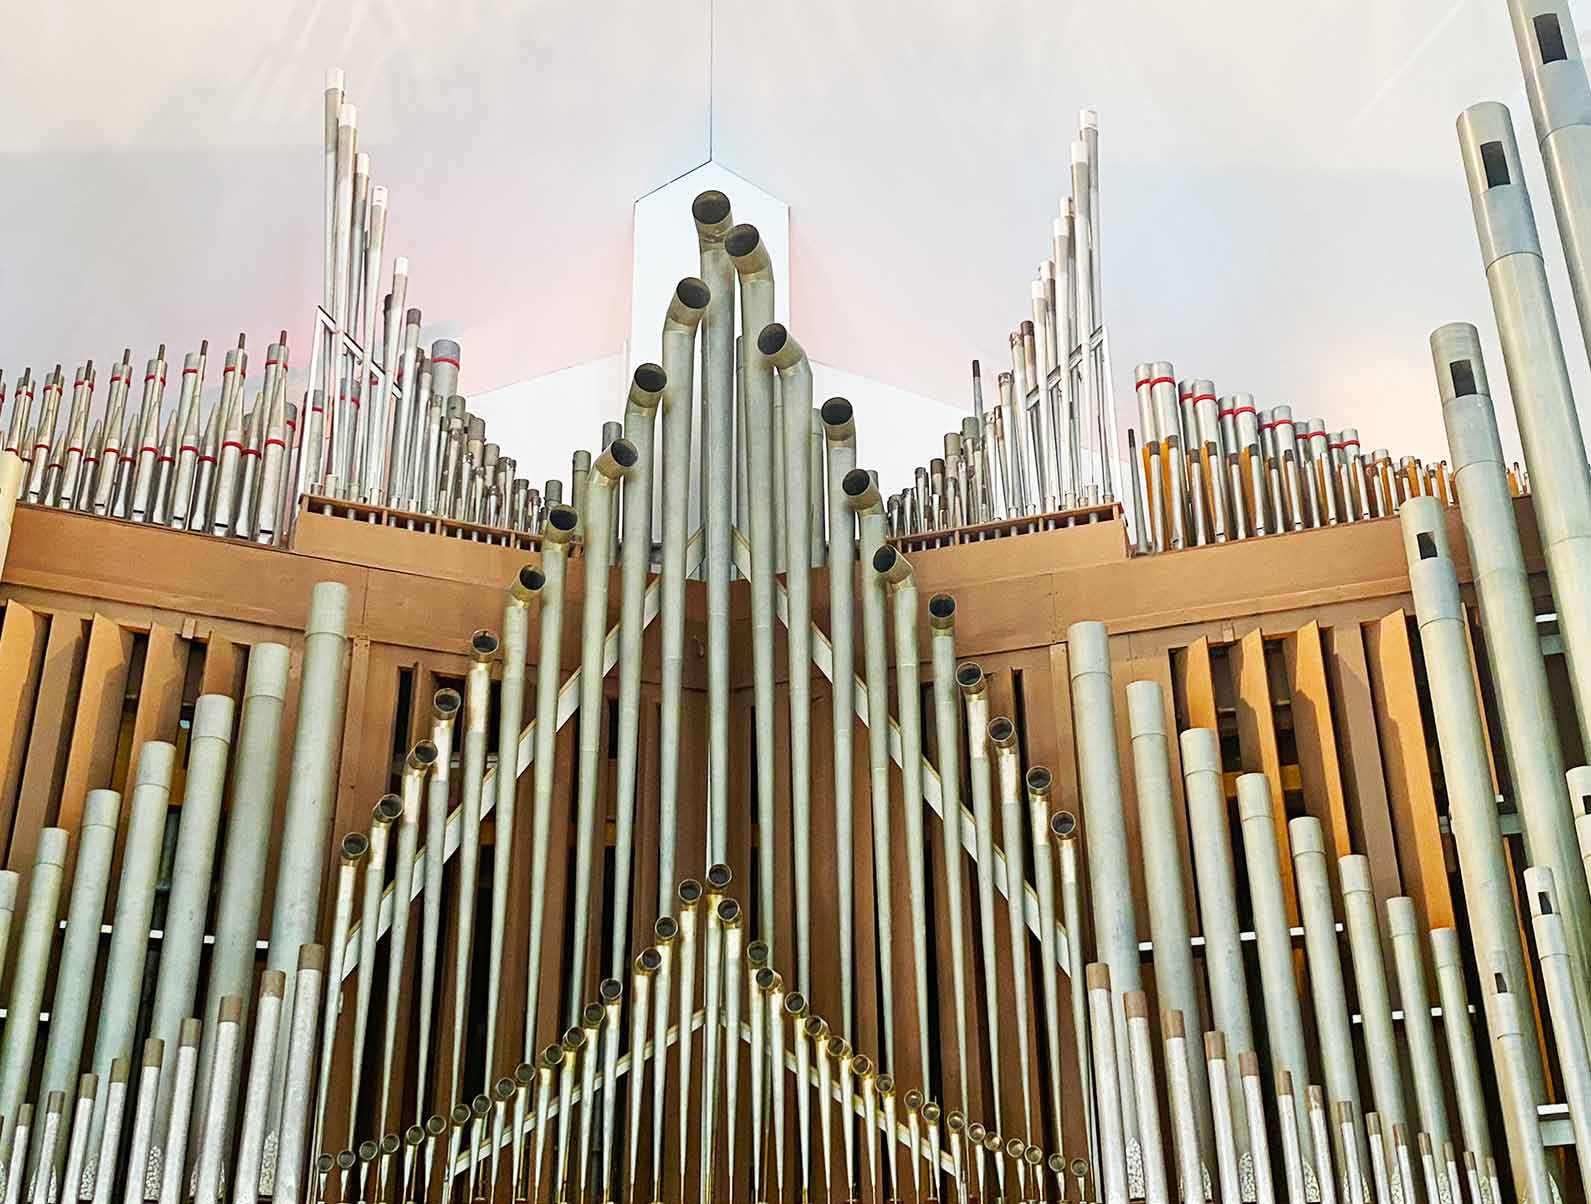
0,603,48,831
1179,635,1220,733
57,614,135,839
10,610,88,870
1229,625,1296,920
1364,611,1455,932
1284,620,1352,864
1323,625,1403,907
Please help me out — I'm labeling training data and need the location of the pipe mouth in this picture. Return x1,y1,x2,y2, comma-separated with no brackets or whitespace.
595,437,639,478
1050,809,1077,838
955,661,985,693
637,947,662,973
1026,766,1053,796
725,223,761,258
746,939,770,966
599,977,623,1004
581,999,605,1028
424,1115,448,1137
928,593,956,630
876,1073,895,1095
853,1055,873,1076
872,544,899,574
470,630,500,661
784,991,808,1016
988,716,1016,747
433,687,462,719
756,967,778,992
706,862,733,890
341,832,370,861
804,1015,828,1039
492,1077,514,1101
679,878,704,904
903,1088,924,1111
757,323,790,357
360,1139,382,1160
718,898,741,925
654,915,679,942
827,1035,849,1058
381,1131,403,1154
540,1044,564,1069
692,190,731,226
632,362,667,396
675,277,711,311
842,466,881,511
374,794,403,824
820,396,855,435
513,1062,535,1086
510,564,545,602
408,740,438,770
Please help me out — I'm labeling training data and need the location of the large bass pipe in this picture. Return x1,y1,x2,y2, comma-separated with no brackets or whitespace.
521,504,580,1102
843,468,897,1067
612,360,669,982
569,432,640,1018
728,225,779,958
821,398,859,1039
1432,322,1591,1028
656,280,709,914
764,323,816,992
692,192,736,872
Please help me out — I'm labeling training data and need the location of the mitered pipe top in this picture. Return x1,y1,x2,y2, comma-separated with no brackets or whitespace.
509,565,545,604
757,323,807,370
872,543,913,587
1050,810,1078,839
955,661,986,697
667,278,710,327
706,862,732,890
373,793,402,826
746,940,769,968
842,467,882,513
654,915,679,944
820,398,856,443
340,833,369,863
593,437,639,480
635,948,661,975
726,225,772,277
432,687,462,720
406,740,438,772
629,363,667,405
469,629,499,661
1026,766,1054,799
678,878,703,906
541,504,579,545
598,977,623,1005
718,899,741,927
691,191,733,237
988,716,1017,749
928,593,956,631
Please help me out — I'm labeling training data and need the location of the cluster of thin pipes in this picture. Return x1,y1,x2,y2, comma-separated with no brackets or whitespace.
0,340,300,545
887,112,1122,540
1125,377,1528,554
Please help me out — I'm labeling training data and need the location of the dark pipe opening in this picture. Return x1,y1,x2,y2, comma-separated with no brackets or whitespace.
610,439,640,469
676,277,711,310
1481,140,1511,188
725,224,761,258
434,688,462,714
1417,532,1439,560
929,594,956,619
842,467,872,497
820,397,853,426
472,630,500,655
1449,359,1477,397
757,324,789,356
955,663,983,688
1536,12,1569,62
692,191,731,225
633,364,667,394
548,505,578,533
872,545,897,573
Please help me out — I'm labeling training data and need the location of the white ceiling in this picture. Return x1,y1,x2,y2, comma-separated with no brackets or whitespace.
2,0,1586,463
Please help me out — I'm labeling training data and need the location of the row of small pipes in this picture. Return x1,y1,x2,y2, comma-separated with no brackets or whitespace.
1124,378,1527,554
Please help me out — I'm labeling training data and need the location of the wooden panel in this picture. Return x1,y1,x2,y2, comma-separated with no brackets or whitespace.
1177,635,1220,734
1323,624,1403,907
1364,610,1455,932
56,614,135,878
10,610,87,870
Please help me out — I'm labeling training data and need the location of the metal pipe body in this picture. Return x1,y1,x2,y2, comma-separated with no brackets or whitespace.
271,946,324,1204
1127,682,1214,1177
1384,896,1451,1162
991,718,1035,1139
0,828,68,1168
1066,621,1142,1172
568,438,636,1018
1087,966,1128,1204
1525,865,1591,1187
1428,927,1493,1176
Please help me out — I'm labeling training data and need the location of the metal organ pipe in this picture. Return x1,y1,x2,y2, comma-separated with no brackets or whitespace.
763,323,817,992
957,663,1004,1130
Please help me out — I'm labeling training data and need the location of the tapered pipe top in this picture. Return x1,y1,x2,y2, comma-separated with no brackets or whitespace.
1125,679,1167,736
726,224,773,279
821,398,856,444
666,279,710,331
1026,766,1054,801
757,323,808,371
627,364,667,413
988,716,1017,750
373,794,402,827
433,688,462,722
340,833,369,864
692,191,734,242
928,593,956,632
509,565,546,605
1507,1,1591,134
872,544,913,588
1458,103,1540,266
1050,810,1078,839
956,661,987,700
541,504,579,545
842,467,882,513
469,630,500,663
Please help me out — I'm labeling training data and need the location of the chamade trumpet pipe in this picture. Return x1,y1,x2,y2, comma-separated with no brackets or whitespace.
989,716,1035,1141
928,595,972,1107
957,664,1004,1134
418,687,461,1120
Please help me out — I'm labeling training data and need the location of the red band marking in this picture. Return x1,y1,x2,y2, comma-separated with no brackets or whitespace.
144,374,156,383
179,445,200,455
157,454,174,464
265,437,287,450
65,446,82,456
1133,375,1176,390
1230,405,1257,417
1192,393,1216,403
183,368,198,375
222,440,244,452
139,445,159,456
199,453,216,465
432,356,460,368
243,447,261,458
